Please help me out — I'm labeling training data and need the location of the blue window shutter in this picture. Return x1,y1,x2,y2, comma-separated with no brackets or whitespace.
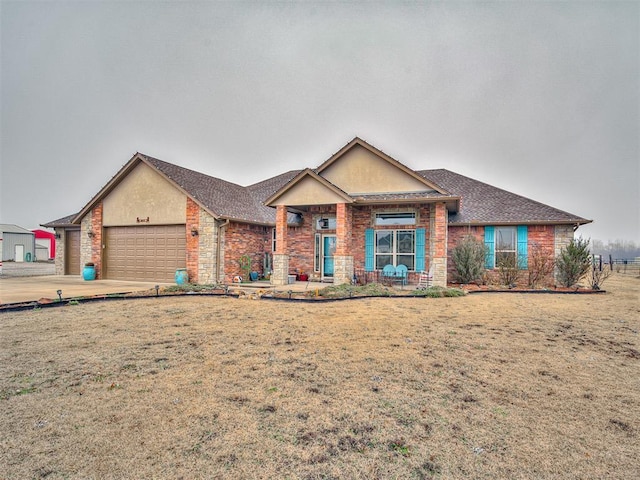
415,228,426,271
484,226,495,269
365,229,374,271
517,225,528,269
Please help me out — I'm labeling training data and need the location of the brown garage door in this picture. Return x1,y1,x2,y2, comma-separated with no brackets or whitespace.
104,225,186,282
66,229,81,275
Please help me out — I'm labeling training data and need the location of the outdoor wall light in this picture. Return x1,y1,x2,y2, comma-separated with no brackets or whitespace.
87,231,95,238
54,233,61,239
190,227,199,237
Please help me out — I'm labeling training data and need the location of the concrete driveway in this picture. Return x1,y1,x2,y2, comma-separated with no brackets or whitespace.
0,274,170,304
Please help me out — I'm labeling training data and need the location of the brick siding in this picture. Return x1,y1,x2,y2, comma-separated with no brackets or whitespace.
186,198,199,282
447,224,558,287
223,221,271,282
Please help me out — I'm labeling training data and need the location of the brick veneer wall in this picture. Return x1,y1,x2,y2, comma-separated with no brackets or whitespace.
282,203,435,282
447,224,559,287
186,198,199,282
223,221,271,282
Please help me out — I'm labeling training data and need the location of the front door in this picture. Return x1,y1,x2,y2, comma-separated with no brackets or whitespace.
322,235,336,278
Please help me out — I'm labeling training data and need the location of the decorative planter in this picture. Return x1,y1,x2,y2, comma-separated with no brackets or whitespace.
175,268,189,285
249,271,259,281
298,274,309,282
83,265,96,281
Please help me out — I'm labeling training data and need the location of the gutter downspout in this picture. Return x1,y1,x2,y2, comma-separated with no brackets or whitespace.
216,218,230,283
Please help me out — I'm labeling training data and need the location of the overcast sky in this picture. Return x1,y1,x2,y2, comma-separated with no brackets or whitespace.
1,1,638,242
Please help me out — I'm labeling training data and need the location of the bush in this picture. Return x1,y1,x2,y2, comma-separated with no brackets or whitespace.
497,252,520,287
556,237,591,287
451,235,487,284
411,286,466,298
528,242,555,288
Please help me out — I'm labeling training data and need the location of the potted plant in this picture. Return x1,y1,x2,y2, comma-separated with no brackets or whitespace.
298,271,309,282
83,262,96,281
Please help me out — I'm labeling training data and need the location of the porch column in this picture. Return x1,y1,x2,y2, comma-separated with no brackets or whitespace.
429,202,448,287
334,202,354,285
271,205,289,286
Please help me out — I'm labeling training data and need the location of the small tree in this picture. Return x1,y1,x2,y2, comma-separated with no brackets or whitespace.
556,237,591,287
528,242,555,288
451,235,487,284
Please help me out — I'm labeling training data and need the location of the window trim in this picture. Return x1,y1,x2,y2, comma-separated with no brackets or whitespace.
374,229,416,271
373,210,417,227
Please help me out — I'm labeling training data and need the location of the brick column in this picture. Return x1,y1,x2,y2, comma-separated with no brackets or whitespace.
271,205,289,285
334,202,354,285
429,202,448,287
186,198,200,283
91,203,103,279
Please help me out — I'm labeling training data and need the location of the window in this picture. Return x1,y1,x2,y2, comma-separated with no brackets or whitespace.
374,212,416,226
485,225,528,269
316,216,336,230
375,230,415,270
495,227,516,266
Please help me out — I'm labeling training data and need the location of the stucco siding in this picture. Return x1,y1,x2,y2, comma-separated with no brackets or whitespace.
103,163,187,226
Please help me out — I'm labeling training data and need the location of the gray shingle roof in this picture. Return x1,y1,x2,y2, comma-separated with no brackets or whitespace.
419,169,590,225
143,155,301,225
41,214,79,228
42,154,590,229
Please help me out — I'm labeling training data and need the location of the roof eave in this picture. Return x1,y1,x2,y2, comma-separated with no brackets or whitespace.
449,219,593,226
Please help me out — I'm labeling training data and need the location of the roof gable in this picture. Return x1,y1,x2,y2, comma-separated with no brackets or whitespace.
265,169,353,207
316,137,447,195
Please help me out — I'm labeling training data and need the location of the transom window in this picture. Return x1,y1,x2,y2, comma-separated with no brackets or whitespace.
375,230,415,270
495,226,516,267
374,212,416,226
316,216,336,230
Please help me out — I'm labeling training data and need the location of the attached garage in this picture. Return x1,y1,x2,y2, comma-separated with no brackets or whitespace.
104,225,186,282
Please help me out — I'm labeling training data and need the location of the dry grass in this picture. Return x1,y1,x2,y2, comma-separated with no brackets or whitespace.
1,274,638,479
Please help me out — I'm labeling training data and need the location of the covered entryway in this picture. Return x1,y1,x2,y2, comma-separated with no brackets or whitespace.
65,229,81,275
104,225,186,282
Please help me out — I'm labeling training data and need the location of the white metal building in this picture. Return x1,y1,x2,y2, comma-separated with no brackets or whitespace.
0,224,36,262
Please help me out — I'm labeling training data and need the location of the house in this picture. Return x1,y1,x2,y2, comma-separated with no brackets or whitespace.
43,137,590,286
0,224,36,262
32,229,56,260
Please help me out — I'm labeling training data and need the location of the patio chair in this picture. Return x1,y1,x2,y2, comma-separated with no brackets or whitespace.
395,264,408,287
382,264,396,285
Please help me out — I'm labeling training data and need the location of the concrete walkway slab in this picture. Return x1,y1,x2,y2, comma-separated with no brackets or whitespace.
0,276,170,304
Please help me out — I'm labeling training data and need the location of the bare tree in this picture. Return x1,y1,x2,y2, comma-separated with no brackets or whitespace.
528,242,555,288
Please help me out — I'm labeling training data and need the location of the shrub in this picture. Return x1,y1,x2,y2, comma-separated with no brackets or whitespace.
451,235,487,284
528,242,555,288
556,237,591,287
588,260,612,290
411,286,466,297
497,252,520,287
